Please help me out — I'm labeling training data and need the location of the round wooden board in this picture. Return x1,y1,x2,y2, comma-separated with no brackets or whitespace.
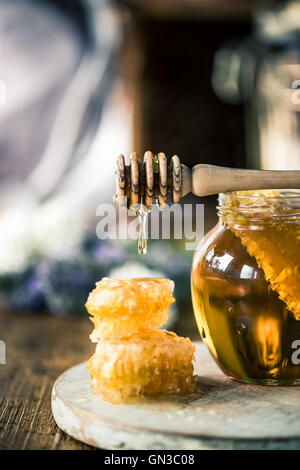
51,342,300,450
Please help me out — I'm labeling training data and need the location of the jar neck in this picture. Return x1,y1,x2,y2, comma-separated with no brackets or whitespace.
218,191,300,228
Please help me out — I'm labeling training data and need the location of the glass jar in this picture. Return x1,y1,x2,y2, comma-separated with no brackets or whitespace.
191,190,300,385
212,1,300,170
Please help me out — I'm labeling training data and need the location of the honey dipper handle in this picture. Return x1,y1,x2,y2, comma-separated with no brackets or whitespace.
181,164,300,197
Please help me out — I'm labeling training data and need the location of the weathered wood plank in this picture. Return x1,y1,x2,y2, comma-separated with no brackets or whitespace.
0,309,94,449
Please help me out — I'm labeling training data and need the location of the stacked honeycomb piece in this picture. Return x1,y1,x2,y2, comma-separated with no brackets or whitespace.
85,277,197,403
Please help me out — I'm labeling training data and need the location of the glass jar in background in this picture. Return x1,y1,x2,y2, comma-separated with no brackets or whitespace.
191,190,300,385
212,1,300,170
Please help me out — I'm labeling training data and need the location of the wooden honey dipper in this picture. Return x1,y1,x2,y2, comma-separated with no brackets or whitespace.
115,151,300,210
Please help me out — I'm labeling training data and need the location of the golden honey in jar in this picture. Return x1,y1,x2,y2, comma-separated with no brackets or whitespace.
191,190,300,385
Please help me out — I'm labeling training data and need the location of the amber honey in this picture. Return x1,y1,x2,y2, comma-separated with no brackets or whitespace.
191,191,300,385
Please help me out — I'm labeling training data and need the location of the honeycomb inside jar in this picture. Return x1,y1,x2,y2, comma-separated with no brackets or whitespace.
191,190,300,385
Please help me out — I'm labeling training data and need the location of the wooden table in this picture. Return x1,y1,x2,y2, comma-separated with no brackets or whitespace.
0,306,198,450
2,307,300,450
0,309,95,450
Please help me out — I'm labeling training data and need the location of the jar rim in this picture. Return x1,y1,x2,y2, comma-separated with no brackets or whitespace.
218,189,300,220
220,189,300,200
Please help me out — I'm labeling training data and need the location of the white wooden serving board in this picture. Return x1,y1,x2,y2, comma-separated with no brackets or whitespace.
51,342,300,450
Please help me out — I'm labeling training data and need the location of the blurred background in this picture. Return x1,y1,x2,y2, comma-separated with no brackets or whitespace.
1,0,300,335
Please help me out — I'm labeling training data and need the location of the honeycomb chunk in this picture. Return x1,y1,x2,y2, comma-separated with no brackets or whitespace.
86,277,175,340
87,329,197,403
224,190,300,320
233,224,300,320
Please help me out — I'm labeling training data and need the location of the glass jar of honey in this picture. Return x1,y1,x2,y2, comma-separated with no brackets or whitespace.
191,190,300,385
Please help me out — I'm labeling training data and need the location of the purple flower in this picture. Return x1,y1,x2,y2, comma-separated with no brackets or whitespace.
92,242,128,266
